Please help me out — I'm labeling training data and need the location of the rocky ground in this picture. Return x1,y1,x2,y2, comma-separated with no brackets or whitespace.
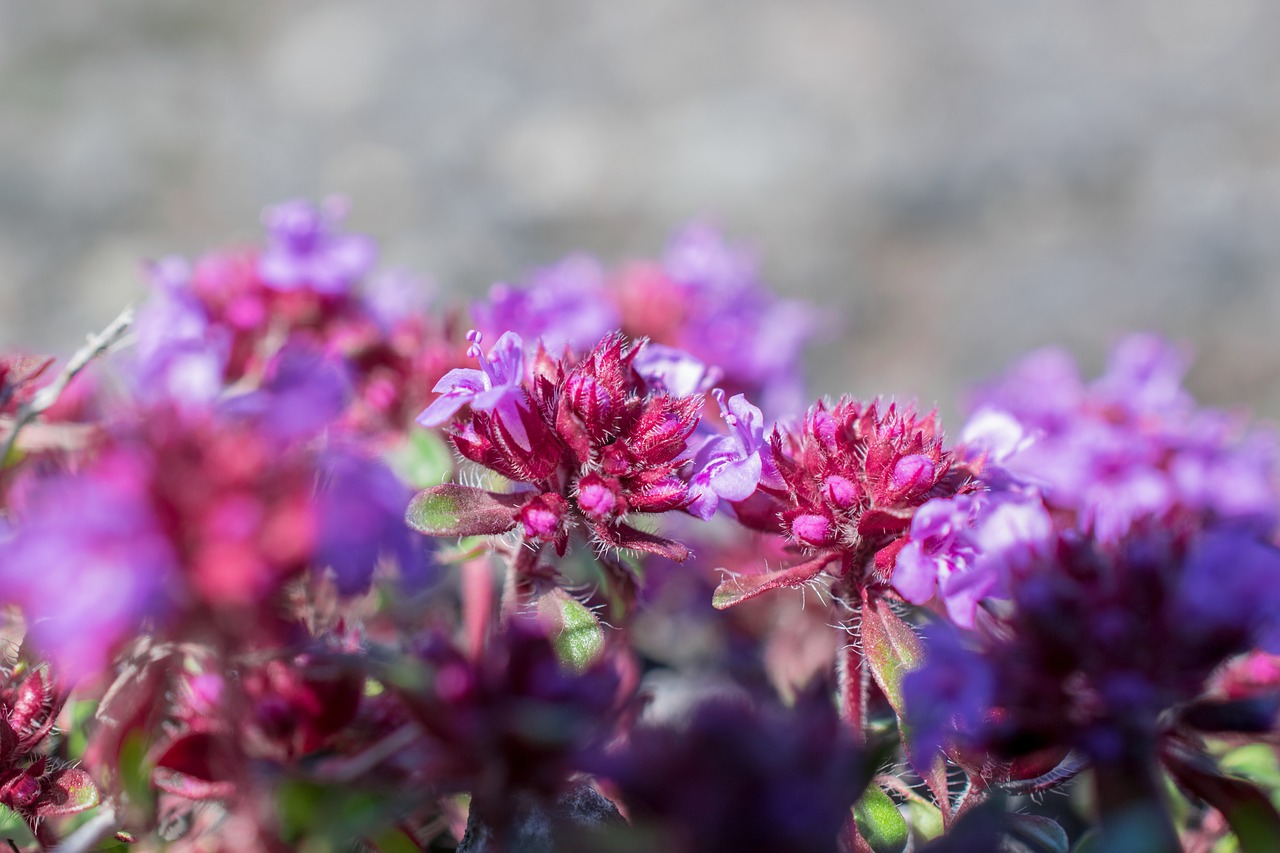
4,0,1280,421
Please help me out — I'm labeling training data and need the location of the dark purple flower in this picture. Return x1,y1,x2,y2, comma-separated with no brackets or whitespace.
903,625,994,760
221,342,352,442
593,688,868,853
417,330,530,449
258,197,376,295
317,448,433,595
686,390,774,520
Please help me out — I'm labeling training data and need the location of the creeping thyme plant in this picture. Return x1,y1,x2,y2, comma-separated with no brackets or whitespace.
2,200,1280,852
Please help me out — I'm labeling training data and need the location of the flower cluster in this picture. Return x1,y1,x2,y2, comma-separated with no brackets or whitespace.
5,201,1280,853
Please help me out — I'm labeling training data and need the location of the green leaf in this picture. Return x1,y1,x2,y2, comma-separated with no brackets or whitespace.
405,484,522,537
711,552,837,609
37,768,100,817
386,430,453,489
860,596,923,716
907,798,944,842
1165,747,1280,853
371,826,422,853
853,784,909,853
539,590,604,672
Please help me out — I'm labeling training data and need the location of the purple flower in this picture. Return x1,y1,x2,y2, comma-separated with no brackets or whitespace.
1089,333,1192,418
686,390,774,520
894,493,1054,628
364,269,431,330
257,197,377,295
317,449,433,595
971,334,1279,541
222,342,352,442
133,257,229,406
632,343,721,398
417,330,530,449
471,255,619,355
0,452,174,678
660,224,821,417
893,495,980,608
903,625,994,759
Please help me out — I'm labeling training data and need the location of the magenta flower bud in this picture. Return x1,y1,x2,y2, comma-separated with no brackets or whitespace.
822,475,859,510
519,494,567,542
577,474,620,522
891,454,936,495
791,513,834,547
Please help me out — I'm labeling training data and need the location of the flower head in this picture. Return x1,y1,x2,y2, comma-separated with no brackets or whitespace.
258,197,376,295
410,333,704,569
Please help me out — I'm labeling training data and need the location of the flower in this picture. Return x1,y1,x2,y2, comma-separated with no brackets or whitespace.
972,334,1280,541
471,255,619,356
416,330,530,449
631,343,721,398
712,398,975,610
617,223,823,417
592,688,868,853
893,493,1054,628
316,448,432,595
686,390,775,520
409,333,704,573
0,451,174,678
257,197,377,295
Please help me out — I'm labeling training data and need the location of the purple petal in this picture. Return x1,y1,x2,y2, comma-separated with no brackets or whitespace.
892,541,940,605
707,453,763,502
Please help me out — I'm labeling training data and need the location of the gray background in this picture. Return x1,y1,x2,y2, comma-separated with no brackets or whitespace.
3,0,1279,423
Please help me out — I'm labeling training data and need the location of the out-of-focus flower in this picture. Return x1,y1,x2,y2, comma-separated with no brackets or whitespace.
623,223,822,417
472,255,619,356
317,447,432,595
593,688,868,853
972,334,1279,541
397,620,624,832
906,526,1280,774
258,198,376,295
0,451,174,678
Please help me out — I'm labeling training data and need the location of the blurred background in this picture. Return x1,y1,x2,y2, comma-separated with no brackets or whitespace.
3,0,1280,422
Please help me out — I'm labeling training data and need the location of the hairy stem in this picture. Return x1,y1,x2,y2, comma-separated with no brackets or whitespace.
1,306,134,465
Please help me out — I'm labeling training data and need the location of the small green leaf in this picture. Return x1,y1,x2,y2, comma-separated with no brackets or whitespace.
539,591,604,672
371,826,422,853
907,798,944,842
386,430,453,489
37,768,100,817
860,596,923,716
1165,747,1280,853
405,484,522,537
853,784,909,853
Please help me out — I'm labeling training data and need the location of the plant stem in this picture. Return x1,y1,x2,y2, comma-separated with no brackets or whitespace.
1,306,134,465
1092,744,1180,853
